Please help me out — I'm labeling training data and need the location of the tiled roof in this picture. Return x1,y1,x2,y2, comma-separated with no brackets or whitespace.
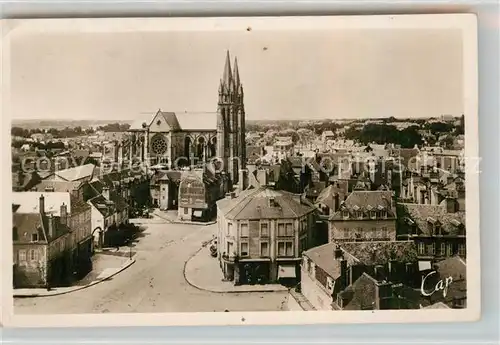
129,111,217,132
315,183,345,209
12,192,71,216
340,241,418,266
32,180,83,194
71,149,90,162
339,273,378,310
217,187,315,221
432,256,466,305
305,181,326,199
330,191,395,220
397,203,465,236
13,212,70,243
53,163,95,182
424,302,451,309
109,190,128,212
176,112,217,131
13,213,47,243
435,256,466,281
88,194,114,217
303,243,343,279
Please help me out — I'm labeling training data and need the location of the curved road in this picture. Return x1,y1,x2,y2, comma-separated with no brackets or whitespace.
14,221,288,314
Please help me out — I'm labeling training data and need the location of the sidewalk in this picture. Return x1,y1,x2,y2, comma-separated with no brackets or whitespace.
184,244,288,293
14,252,136,298
153,210,217,226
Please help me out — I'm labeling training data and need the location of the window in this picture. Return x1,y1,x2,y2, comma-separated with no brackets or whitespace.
260,223,269,237
418,242,425,255
326,276,334,292
382,227,388,239
18,250,26,262
278,241,294,257
435,225,442,236
29,249,38,261
285,223,294,236
227,241,233,255
458,244,466,257
446,243,453,256
184,208,189,215
440,243,446,255
277,223,286,237
428,243,436,255
342,210,349,219
240,242,249,256
343,228,350,239
301,219,307,232
31,233,38,242
227,223,233,235
260,241,269,257
278,241,286,256
240,223,249,238
370,211,376,219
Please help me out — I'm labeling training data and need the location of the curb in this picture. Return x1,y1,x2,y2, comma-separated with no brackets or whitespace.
14,257,136,298
183,245,288,294
153,211,217,226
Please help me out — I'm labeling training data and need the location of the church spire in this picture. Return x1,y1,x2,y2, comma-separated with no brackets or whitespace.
233,57,240,88
222,50,232,87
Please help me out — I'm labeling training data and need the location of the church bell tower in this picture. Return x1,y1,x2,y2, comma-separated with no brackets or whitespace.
216,51,246,186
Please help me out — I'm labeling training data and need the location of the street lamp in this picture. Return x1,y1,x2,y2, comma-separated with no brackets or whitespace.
128,237,132,260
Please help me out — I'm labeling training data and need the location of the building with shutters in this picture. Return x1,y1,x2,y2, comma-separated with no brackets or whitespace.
12,193,93,288
216,186,316,285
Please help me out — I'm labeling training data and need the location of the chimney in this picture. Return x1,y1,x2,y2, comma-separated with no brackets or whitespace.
375,281,392,310
388,260,397,280
340,259,348,289
48,214,56,239
39,194,45,215
102,186,110,200
60,203,68,226
334,244,343,259
445,197,459,213
238,169,248,191
256,169,268,187
334,193,340,212
374,265,385,281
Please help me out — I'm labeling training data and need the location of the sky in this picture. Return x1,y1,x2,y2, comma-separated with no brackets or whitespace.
9,28,464,121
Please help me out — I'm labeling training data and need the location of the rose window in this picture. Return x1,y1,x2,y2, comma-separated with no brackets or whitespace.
151,135,169,155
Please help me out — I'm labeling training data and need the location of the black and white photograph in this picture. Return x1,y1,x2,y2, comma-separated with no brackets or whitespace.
1,15,480,327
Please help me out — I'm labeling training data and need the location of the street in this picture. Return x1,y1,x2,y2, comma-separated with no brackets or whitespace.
14,219,288,314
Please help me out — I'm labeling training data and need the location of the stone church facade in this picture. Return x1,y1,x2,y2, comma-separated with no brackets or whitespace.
127,50,246,186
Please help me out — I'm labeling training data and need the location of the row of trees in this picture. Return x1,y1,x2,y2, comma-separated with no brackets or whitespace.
11,122,131,139
345,124,423,148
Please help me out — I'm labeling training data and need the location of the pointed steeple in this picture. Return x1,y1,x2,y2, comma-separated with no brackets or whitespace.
222,50,232,87
233,57,240,87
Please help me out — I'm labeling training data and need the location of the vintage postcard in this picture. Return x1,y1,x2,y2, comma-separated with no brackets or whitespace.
1,14,479,327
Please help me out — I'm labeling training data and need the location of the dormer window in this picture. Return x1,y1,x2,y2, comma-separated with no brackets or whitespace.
370,211,376,219
435,223,442,236
31,233,38,242
341,210,349,219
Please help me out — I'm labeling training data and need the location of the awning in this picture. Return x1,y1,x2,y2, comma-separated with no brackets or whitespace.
193,210,203,217
278,264,296,279
419,261,432,271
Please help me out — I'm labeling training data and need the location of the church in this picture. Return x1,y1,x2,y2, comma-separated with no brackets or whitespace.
128,50,246,185
127,51,247,220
